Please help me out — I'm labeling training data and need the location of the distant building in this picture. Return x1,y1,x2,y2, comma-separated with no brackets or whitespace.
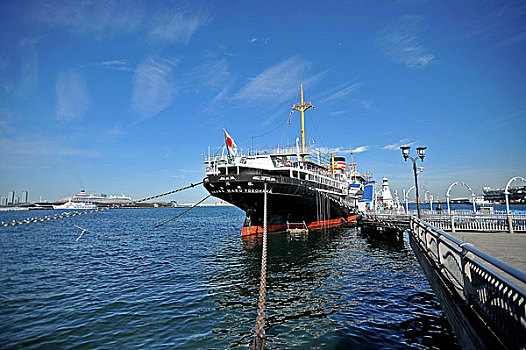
1,197,7,206
21,191,28,203
483,186,526,203
7,191,15,205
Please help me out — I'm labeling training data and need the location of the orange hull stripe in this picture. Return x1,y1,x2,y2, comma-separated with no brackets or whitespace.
241,215,357,236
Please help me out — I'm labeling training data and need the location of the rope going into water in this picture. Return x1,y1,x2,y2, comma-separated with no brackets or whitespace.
155,195,211,228
0,181,203,227
253,182,268,349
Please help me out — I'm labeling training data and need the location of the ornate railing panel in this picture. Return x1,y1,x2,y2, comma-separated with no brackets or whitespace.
409,217,526,348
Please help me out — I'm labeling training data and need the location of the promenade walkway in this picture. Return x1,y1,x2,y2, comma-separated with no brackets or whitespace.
450,231,526,273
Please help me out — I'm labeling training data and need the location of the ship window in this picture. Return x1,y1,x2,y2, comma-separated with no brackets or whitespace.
271,156,288,167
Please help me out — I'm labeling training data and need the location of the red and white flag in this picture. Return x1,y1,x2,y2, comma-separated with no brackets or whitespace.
223,128,238,157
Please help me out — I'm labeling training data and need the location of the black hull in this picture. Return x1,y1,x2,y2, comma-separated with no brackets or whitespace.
203,173,357,233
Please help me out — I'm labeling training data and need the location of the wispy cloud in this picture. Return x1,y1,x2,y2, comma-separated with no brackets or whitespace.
0,135,99,157
131,58,177,122
382,138,416,150
184,59,232,92
375,15,435,69
182,59,234,111
29,1,210,44
31,0,145,37
55,71,90,121
496,31,526,48
352,146,369,153
0,118,12,136
319,80,361,104
95,59,133,72
464,1,526,48
249,37,270,44
351,98,374,110
104,123,125,138
233,56,312,105
493,110,526,129
330,111,346,116
148,7,211,44
17,37,38,95
320,146,370,155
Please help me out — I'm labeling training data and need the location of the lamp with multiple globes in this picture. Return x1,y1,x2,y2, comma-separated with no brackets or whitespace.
399,146,427,218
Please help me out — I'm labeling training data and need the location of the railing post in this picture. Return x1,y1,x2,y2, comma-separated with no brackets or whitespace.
460,243,475,304
450,216,456,233
508,215,515,234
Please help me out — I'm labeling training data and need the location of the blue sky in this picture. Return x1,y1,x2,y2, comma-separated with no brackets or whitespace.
1,0,525,203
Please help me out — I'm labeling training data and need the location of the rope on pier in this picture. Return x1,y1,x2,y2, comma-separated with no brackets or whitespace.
0,181,203,227
155,195,211,228
253,182,268,350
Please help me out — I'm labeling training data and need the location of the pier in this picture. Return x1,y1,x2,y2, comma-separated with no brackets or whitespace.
359,210,526,349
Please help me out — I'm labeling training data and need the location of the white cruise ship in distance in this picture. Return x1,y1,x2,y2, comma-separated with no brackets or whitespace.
58,190,133,205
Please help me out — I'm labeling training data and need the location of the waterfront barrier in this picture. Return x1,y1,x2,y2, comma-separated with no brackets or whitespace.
362,210,526,233
409,216,526,349
423,212,526,233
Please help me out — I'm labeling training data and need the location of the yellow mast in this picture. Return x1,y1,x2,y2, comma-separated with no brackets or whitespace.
331,152,335,178
292,82,314,157
349,151,357,173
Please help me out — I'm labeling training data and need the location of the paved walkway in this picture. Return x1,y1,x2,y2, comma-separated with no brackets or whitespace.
449,231,526,289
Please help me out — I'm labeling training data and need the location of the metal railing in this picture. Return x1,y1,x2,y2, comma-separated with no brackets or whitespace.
409,217,526,348
423,212,526,233
366,209,526,233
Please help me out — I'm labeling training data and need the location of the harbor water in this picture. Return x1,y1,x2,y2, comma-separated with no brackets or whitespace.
0,206,463,349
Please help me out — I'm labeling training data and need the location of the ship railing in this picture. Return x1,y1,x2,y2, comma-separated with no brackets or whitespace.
409,217,526,348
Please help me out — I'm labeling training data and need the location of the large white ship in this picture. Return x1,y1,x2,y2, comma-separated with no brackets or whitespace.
58,190,133,205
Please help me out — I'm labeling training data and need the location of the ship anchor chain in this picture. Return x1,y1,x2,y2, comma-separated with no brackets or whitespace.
0,181,203,227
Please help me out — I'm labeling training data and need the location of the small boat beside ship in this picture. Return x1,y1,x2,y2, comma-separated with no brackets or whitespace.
203,83,373,235
53,200,97,210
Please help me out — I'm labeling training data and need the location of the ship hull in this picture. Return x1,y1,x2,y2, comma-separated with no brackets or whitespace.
203,174,357,235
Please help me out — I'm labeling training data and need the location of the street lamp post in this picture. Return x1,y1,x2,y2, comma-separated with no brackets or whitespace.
400,146,427,218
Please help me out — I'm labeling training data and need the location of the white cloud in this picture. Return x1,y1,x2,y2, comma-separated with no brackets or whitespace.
382,138,416,150
330,111,346,116
319,81,361,104
55,71,90,121
352,146,370,153
31,0,145,37
375,15,435,69
319,146,369,155
233,56,312,104
131,58,177,122
148,7,211,44
29,1,209,44
96,59,133,72
184,59,232,92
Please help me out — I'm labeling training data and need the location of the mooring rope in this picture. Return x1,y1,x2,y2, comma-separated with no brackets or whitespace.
0,181,203,227
155,195,211,228
253,182,268,350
